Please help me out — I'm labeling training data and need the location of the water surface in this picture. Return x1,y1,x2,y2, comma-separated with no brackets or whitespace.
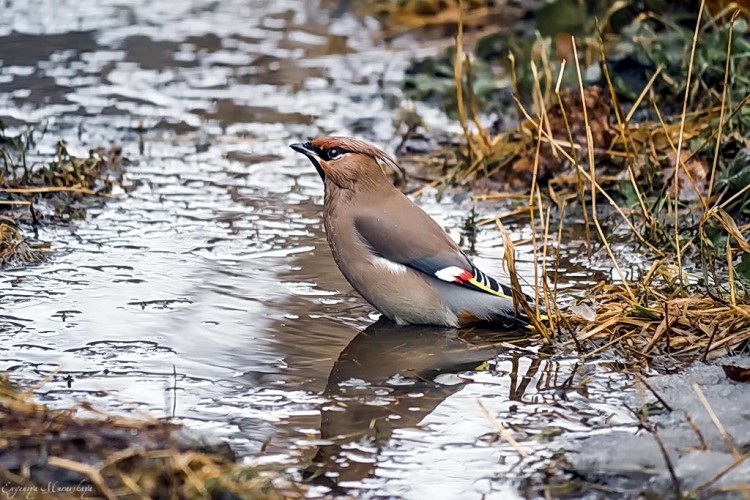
0,1,636,496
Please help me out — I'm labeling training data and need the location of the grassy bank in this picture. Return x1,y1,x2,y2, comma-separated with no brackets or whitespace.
0,124,130,267
0,375,299,499
376,0,750,370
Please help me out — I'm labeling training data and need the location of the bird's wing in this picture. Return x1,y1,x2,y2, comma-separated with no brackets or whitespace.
354,214,516,300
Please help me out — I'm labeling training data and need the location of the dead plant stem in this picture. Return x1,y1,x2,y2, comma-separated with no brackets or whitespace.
477,399,528,458
693,383,740,457
673,0,706,291
572,36,635,301
554,60,592,255
707,11,740,203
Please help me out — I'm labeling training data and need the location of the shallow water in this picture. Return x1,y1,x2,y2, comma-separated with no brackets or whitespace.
0,1,637,496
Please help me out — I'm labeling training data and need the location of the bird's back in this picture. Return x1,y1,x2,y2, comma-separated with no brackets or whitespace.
323,182,536,327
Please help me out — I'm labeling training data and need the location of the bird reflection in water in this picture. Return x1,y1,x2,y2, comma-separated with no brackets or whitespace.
304,317,551,489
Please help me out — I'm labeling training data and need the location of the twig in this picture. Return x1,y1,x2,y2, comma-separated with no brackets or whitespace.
693,383,740,457
684,410,709,450
637,374,673,412
477,399,528,458
701,324,720,362
649,424,683,497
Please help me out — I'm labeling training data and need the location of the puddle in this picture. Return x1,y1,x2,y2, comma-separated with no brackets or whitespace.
297,321,636,496
1,0,637,496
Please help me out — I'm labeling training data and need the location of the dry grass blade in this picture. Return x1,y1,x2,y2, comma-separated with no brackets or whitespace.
477,399,528,458
707,10,741,202
690,453,750,496
672,0,707,289
554,60,592,255
1,185,99,195
45,457,117,500
453,0,477,163
625,65,664,124
693,383,741,457
540,190,555,330
498,222,551,342
571,36,635,301
715,483,750,493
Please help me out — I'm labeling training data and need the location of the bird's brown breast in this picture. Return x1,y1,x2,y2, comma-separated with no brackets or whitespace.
322,186,458,326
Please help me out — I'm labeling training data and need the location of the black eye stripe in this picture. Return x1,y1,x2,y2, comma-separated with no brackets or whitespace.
315,147,348,161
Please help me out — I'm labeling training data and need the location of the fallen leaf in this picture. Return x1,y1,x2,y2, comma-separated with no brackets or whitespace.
662,150,708,202
706,0,750,18
722,364,750,383
507,85,613,190
554,32,575,63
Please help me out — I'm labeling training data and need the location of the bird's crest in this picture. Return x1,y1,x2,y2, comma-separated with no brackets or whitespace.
311,136,400,174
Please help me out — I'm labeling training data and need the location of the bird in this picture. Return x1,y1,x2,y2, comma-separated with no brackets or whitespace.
290,136,543,328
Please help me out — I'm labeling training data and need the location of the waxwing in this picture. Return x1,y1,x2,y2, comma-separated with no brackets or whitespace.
291,136,542,327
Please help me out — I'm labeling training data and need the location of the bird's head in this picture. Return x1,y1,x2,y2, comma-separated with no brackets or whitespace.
290,136,399,189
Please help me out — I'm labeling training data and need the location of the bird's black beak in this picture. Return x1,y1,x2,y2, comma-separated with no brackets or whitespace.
290,142,325,181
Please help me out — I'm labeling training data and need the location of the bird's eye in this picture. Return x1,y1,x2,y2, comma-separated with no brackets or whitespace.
327,148,343,160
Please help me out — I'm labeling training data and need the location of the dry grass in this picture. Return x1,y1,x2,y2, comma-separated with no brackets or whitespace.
561,261,750,369
549,7,750,370
0,220,47,266
358,0,526,40
1,140,128,199
434,2,750,370
0,375,301,499
1,133,133,267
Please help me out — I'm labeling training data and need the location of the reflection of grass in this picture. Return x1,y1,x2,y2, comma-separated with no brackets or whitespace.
0,123,131,266
0,374,298,499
